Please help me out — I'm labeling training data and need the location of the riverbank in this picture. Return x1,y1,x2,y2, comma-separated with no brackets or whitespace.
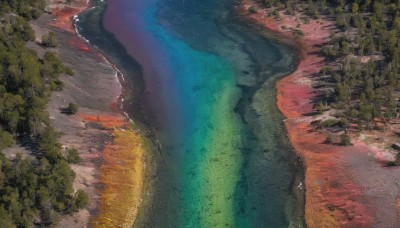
30,0,146,226
241,1,400,227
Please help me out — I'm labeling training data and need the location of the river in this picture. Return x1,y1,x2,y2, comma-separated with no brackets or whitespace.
76,0,304,227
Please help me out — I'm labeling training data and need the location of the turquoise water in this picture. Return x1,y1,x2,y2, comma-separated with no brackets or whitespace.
143,5,243,226
77,0,303,227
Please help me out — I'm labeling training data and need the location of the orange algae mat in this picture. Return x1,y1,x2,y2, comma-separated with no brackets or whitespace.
82,114,146,227
92,128,145,227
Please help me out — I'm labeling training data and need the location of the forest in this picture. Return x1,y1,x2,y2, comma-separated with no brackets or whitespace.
0,0,87,227
260,0,400,130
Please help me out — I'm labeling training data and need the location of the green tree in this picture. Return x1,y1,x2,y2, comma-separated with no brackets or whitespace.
42,52,66,79
66,148,81,164
41,32,58,47
352,3,359,13
39,128,62,163
64,102,78,115
316,101,326,113
340,133,352,146
74,190,89,210
325,134,334,144
0,130,14,150
0,206,14,228
0,1,87,226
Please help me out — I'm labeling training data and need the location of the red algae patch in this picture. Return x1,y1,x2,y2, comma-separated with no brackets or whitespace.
109,99,122,113
285,122,374,227
68,36,92,52
49,7,83,32
47,0,90,33
68,36,105,61
277,76,313,119
397,195,400,219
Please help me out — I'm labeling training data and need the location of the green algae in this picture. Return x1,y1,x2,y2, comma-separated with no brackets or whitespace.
185,76,242,227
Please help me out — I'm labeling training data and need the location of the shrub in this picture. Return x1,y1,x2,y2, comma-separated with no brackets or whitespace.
316,101,327,113
66,148,81,164
52,79,64,91
272,9,281,19
320,119,340,128
294,29,304,37
63,103,78,115
42,32,58,47
74,190,89,210
248,6,257,14
0,130,15,150
325,134,334,144
340,133,352,146
65,67,75,76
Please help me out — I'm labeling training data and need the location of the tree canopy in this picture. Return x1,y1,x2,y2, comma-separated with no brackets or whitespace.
0,1,88,226
264,0,400,129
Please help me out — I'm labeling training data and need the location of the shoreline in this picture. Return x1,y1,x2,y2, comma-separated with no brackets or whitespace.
73,1,159,226
107,0,306,226
241,1,400,227
36,0,400,226
232,3,307,226
31,0,148,226
88,0,306,226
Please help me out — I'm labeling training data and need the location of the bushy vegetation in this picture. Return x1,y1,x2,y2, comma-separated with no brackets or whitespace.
248,5,258,14
0,0,46,20
340,133,352,145
325,133,334,144
263,0,400,130
41,32,58,47
0,1,88,226
66,148,82,164
63,102,79,115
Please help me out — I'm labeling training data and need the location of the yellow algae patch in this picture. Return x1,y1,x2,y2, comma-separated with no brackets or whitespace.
92,129,145,227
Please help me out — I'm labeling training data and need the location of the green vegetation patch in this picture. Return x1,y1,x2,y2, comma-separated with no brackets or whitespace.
0,0,88,226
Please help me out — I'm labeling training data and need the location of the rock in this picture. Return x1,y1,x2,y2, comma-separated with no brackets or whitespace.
392,143,400,150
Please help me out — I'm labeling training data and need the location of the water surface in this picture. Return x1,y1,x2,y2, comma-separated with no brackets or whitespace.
77,0,304,227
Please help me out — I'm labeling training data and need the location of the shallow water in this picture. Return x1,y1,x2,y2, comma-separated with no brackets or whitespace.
76,0,303,227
